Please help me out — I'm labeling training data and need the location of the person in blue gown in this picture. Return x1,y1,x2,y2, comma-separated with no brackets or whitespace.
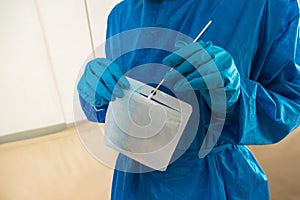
77,0,300,199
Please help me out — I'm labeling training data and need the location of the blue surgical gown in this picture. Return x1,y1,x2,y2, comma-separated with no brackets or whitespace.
79,0,300,199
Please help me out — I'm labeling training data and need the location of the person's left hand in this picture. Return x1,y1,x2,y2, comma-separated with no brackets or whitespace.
163,40,240,111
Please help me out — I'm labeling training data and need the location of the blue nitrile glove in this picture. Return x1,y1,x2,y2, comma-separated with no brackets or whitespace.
77,58,130,109
163,41,240,112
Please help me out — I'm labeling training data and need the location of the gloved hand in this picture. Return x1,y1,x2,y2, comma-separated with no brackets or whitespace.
77,58,130,108
163,40,240,111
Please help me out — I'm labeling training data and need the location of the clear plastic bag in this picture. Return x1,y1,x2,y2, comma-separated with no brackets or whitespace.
104,77,192,171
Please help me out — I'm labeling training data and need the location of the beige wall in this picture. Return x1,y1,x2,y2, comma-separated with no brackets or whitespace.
0,127,113,200
0,126,299,200
250,127,300,200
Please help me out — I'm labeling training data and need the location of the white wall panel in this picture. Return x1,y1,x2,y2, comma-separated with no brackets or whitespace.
35,0,94,123
0,0,65,136
0,0,123,137
87,0,121,51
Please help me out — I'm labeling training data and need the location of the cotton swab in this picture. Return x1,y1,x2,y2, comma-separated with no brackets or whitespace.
147,20,213,99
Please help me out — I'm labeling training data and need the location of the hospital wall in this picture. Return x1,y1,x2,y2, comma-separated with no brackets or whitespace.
0,0,120,138
0,0,299,140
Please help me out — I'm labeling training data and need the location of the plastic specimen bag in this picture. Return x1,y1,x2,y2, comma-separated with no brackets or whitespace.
104,77,192,171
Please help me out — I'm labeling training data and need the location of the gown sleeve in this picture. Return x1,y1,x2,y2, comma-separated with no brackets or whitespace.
232,0,300,145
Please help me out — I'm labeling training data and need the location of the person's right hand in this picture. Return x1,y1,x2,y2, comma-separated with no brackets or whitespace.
77,58,130,108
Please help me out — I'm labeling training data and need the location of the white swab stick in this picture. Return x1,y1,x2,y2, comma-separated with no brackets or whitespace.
147,20,213,99
193,20,212,43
